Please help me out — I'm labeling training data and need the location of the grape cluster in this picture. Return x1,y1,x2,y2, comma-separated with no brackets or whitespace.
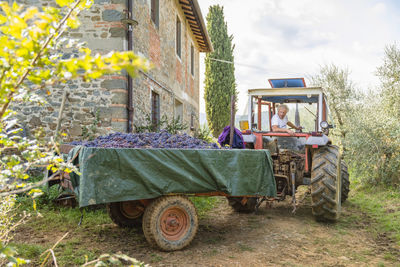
69,130,220,149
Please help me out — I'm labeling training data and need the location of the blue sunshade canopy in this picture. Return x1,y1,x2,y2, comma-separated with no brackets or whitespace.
261,95,319,103
269,78,306,88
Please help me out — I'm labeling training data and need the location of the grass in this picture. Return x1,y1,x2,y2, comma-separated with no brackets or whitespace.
16,186,112,232
189,196,219,218
10,177,400,265
9,242,46,260
10,186,112,265
350,185,400,245
9,188,221,265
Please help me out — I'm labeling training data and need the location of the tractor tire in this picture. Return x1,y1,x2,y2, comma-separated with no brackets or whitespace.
107,200,145,228
142,196,198,251
311,145,342,221
227,197,257,213
341,162,350,203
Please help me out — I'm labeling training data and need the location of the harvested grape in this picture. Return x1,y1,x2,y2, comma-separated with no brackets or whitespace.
69,130,219,149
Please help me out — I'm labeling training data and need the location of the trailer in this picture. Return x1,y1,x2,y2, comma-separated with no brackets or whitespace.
60,145,276,251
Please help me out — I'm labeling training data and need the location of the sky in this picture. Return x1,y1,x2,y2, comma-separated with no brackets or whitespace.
197,0,400,115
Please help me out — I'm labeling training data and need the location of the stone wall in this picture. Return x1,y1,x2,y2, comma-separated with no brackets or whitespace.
14,0,202,141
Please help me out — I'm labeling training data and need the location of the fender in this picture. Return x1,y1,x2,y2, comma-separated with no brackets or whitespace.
305,134,330,146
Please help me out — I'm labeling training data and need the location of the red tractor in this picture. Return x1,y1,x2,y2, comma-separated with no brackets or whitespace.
232,78,349,221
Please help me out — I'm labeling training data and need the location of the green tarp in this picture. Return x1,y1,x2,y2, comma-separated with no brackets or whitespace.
68,147,276,207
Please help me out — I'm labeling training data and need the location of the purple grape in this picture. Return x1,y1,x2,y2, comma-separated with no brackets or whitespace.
68,130,219,150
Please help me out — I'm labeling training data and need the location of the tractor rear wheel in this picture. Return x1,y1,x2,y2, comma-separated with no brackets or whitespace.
142,196,198,251
227,197,257,213
310,145,342,221
107,200,145,227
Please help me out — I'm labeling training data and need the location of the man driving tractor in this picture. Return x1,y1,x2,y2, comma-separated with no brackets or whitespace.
271,104,303,135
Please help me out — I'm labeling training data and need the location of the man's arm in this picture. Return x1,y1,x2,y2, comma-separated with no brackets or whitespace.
272,125,295,135
287,121,302,131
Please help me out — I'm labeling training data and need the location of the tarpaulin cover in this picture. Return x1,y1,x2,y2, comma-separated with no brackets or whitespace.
68,146,276,207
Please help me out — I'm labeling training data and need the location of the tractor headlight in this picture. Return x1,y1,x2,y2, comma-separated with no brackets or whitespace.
320,121,329,129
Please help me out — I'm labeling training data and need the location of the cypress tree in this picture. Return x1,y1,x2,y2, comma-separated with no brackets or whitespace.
204,5,237,137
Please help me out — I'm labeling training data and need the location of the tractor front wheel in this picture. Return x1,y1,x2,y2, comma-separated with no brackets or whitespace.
311,145,342,221
142,196,198,251
341,162,350,203
227,197,258,213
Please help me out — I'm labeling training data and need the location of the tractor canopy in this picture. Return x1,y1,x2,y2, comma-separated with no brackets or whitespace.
245,79,330,133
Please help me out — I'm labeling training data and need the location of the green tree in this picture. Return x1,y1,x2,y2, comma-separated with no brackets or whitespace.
311,64,357,151
346,44,400,186
204,5,236,137
377,44,400,117
0,0,148,264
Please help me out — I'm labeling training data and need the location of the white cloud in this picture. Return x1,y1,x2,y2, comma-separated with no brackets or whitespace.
198,0,400,114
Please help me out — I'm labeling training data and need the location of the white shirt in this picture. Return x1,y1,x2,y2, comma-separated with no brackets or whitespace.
271,114,288,129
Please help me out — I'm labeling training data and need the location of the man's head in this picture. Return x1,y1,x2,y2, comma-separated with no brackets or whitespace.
277,104,289,119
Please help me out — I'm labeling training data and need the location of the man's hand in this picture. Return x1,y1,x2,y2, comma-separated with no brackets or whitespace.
286,129,295,136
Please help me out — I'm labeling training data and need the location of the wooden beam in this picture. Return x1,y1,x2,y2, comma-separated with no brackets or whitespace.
179,0,190,5
181,5,192,12
191,29,202,34
184,14,196,20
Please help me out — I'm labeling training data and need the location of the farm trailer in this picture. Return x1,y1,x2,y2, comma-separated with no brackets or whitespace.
58,146,277,251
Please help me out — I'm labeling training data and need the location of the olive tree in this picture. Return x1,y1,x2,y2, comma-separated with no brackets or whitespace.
311,64,357,151
347,44,400,186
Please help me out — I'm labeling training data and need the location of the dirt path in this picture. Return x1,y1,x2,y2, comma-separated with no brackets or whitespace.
14,195,400,266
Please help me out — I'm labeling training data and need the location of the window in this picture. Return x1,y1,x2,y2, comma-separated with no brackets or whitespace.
176,16,181,58
151,91,160,130
190,113,195,131
190,44,194,76
151,0,159,27
174,99,183,121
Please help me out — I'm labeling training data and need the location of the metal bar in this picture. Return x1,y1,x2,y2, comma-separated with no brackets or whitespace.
257,97,261,131
229,94,235,148
127,0,134,133
248,95,252,130
266,102,272,131
261,132,310,138
254,132,263,149
54,90,69,141
318,93,323,132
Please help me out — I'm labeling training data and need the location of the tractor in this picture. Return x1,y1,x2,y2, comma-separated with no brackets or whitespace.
230,78,350,221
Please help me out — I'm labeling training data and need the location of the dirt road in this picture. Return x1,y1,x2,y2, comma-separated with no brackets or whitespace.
13,193,400,266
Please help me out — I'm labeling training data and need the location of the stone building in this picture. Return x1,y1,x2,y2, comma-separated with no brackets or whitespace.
15,0,211,139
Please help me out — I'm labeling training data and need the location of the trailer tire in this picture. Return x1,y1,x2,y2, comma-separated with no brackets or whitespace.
142,196,198,251
227,197,257,213
311,145,341,222
107,201,144,228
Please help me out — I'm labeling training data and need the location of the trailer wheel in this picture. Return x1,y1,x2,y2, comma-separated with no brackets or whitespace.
227,197,257,213
142,196,198,251
311,145,342,221
107,201,144,227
